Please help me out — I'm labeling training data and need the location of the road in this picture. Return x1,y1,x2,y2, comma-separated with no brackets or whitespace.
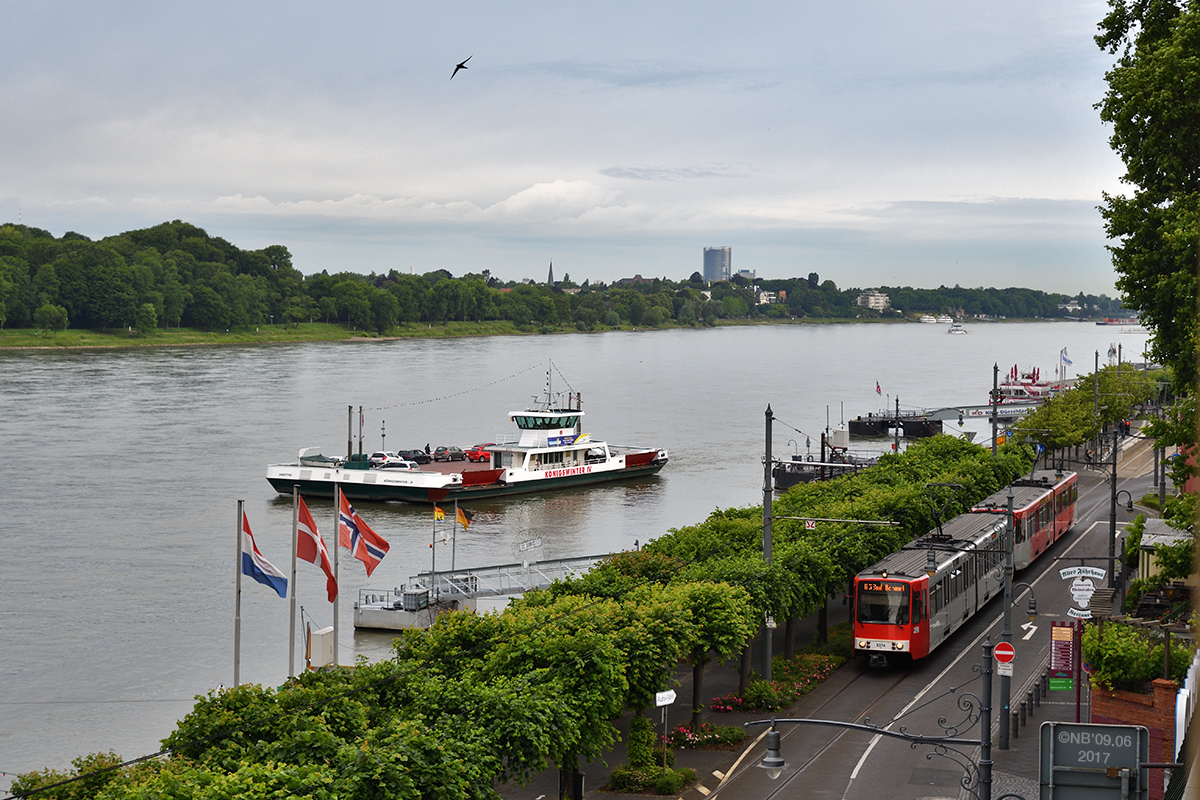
710,436,1159,800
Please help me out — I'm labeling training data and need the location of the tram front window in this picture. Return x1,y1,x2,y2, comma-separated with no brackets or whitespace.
856,580,910,625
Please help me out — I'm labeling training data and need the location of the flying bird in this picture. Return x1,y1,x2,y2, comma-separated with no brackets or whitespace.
451,56,471,80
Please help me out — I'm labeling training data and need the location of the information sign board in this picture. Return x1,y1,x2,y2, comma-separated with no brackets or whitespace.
1048,677,1074,691
655,689,677,707
997,662,1013,677
1039,722,1148,800
1051,621,1076,672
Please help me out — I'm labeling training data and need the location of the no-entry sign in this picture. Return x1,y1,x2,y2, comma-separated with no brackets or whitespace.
994,642,1016,663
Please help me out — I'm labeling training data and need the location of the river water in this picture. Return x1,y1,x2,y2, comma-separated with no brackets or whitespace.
0,321,1149,786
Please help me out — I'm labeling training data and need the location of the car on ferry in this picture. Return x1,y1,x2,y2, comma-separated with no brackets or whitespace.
465,443,496,462
433,445,466,462
397,448,432,465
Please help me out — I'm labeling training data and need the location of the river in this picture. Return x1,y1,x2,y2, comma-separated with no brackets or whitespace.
0,320,1149,787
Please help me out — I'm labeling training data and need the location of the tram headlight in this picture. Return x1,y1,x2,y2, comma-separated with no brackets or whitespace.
857,640,868,649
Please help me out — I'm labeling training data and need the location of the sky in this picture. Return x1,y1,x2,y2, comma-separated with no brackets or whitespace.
2,1,1128,295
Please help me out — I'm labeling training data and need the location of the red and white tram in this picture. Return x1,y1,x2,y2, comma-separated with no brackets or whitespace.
853,470,1078,666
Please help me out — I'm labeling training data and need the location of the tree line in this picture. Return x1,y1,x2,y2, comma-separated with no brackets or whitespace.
0,220,1124,335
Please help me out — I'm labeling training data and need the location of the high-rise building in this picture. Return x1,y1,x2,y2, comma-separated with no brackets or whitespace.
703,246,731,283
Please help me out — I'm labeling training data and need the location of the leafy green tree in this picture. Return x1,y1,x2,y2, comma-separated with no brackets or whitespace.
188,284,232,330
135,302,158,334
34,302,68,332
1096,0,1200,388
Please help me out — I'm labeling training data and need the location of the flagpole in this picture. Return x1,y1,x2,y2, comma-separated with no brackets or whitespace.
431,509,437,602
332,484,340,668
234,499,243,687
452,500,458,574
289,486,300,678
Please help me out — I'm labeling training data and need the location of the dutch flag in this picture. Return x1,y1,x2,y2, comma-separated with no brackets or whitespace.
241,512,288,598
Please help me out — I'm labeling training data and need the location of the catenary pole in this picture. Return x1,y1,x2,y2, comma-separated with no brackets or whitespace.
762,404,774,683
998,486,1015,749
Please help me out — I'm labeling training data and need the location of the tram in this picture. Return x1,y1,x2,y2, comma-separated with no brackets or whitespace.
853,470,1078,666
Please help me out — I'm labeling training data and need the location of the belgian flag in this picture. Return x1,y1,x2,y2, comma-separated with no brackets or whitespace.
456,507,474,529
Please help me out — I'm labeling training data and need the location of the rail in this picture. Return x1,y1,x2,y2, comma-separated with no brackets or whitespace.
409,552,615,599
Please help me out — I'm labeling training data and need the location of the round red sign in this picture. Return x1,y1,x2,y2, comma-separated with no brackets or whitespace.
994,642,1016,663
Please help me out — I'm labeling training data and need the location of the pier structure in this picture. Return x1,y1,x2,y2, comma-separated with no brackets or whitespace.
354,552,612,630
848,402,1040,439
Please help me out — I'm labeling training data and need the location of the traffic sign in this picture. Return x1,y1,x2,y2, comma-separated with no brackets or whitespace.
994,642,1016,663
655,689,677,707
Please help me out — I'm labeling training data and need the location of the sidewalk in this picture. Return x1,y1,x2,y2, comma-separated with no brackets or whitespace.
988,656,1091,799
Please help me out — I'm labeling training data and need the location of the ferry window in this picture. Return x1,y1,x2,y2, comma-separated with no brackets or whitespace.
856,581,910,625
543,451,564,465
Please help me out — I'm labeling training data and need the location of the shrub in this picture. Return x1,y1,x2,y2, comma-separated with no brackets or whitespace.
1084,621,1194,691
608,765,694,795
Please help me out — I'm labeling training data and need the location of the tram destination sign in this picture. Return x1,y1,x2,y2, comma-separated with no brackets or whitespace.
1039,722,1148,800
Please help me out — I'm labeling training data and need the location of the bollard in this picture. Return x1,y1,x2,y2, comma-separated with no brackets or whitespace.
1042,669,1049,698
1020,699,1027,726
1031,687,1039,709
1012,711,1020,739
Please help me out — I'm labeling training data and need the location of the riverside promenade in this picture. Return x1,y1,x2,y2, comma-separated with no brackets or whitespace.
499,431,1164,800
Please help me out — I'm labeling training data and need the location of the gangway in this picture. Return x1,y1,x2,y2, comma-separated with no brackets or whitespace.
354,552,613,631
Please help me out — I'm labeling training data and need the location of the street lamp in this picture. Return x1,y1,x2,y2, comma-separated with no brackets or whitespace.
757,723,786,780
1116,489,1134,513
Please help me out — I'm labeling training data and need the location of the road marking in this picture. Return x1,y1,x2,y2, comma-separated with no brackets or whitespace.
696,784,711,796
1021,621,1038,641
711,770,724,779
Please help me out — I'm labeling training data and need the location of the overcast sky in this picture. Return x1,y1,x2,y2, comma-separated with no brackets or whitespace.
2,1,1126,294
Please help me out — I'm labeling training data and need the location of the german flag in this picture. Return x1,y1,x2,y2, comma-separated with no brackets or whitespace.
433,505,445,521
456,507,474,529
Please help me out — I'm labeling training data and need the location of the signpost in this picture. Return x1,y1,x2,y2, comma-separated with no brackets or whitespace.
995,641,1015,677
1039,722,1149,800
1049,621,1076,692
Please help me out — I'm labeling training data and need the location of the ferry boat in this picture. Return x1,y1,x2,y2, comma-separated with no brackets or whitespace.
947,321,967,335
919,314,937,323
265,392,668,503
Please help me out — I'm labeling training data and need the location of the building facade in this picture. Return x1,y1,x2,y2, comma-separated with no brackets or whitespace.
856,289,891,311
703,246,731,282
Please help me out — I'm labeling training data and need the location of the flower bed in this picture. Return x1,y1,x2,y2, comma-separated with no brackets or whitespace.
661,722,746,750
710,653,844,713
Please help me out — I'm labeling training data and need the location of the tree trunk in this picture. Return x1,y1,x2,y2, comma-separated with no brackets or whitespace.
739,645,752,694
691,655,706,732
817,595,828,645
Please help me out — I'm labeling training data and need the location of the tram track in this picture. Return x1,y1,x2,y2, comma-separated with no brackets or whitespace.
711,663,909,797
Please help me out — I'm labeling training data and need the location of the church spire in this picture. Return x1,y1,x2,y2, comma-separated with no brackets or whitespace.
548,260,554,286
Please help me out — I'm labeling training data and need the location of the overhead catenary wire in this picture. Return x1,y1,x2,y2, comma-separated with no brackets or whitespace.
368,362,543,412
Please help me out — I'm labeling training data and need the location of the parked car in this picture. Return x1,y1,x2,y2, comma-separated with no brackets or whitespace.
465,443,496,462
368,451,401,467
397,449,432,465
433,445,466,462
377,458,420,471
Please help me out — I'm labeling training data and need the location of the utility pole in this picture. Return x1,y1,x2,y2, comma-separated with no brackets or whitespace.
991,363,999,455
998,485,1015,750
1108,428,1119,590
762,405,774,683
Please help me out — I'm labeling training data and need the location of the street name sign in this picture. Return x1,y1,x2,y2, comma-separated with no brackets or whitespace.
1039,722,1148,800
655,689,677,707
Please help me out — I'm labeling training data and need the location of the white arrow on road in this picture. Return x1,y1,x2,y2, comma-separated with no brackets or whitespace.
1021,621,1038,641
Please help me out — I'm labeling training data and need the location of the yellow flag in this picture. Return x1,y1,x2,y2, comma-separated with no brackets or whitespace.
433,505,445,521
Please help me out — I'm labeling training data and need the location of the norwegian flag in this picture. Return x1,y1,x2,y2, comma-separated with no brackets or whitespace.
337,488,390,577
297,496,337,602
